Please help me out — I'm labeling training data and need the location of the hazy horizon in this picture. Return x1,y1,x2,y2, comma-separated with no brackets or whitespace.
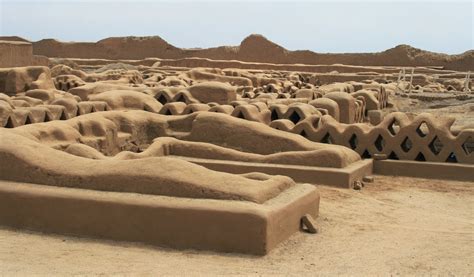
1,0,472,55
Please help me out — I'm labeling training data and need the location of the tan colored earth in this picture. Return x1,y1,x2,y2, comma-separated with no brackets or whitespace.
0,32,472,275
1,175,472,276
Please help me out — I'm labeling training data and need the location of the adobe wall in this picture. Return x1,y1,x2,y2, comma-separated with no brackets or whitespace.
0,180,319,255
0,41,33,68
30,36,474,71
0,41,49,68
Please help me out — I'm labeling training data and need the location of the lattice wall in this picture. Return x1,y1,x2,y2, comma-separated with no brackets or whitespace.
2,92,471,164
270,112,474,164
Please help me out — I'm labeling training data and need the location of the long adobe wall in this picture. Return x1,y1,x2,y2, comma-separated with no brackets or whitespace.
31,35,474,71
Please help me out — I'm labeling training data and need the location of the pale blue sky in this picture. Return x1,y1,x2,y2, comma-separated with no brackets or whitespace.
0,0,472,54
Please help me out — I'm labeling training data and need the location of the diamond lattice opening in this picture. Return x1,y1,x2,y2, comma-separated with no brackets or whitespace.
388,151,399,160
388,119,400,136
321,133,333,144
43,113,52,122
157,95,168,105
428,136,443,155
415,152,426,161
349,134,358,149
374,135,385,152
5,117,14,128
361,150,371,159
271,110,279,121
462,136,473,156
60,111,68,120
401,137,412,153
175,95,186,103
446,152,458,163
288,112,301,124
416,122,430,137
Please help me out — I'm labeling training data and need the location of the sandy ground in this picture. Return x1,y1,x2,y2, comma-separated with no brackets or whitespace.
0,175,473,276
393,95,474,128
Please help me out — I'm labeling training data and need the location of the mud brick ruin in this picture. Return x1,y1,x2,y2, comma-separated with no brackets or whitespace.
0,35,472,255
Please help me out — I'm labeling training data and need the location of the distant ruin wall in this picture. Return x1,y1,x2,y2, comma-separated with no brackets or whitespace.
155,58,456,75
32,39,184,61
0,41,32,68
31,55,50,66
30,36,474,71
0,41,49,68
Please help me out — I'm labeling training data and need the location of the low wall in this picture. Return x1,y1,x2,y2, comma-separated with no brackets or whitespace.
373,159,474,181
175,156,373,188
0,180,319,255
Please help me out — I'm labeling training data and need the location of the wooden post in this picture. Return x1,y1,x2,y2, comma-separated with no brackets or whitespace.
464,71,471,92
408,68,414,93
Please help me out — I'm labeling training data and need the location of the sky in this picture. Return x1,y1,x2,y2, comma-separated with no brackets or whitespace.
0,0,472,54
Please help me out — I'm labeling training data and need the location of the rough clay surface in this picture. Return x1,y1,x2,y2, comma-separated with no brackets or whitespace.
0,175,471,276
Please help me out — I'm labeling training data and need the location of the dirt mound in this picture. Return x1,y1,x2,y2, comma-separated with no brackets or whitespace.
237,34,289,63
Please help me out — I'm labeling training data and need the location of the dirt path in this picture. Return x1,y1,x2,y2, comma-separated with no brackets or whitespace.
0,175,473,276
